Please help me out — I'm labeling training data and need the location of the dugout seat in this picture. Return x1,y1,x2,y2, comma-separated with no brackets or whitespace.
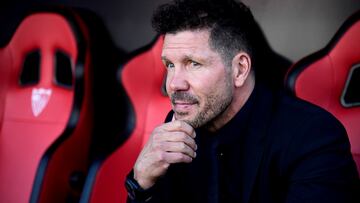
80,36,171,203
285,10,360,174
0,8,94,203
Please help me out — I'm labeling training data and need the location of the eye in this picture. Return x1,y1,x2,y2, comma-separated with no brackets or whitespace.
166,62,175,69
190,60,201,67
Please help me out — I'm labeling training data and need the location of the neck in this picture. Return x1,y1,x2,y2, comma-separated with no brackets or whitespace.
205,75,255,132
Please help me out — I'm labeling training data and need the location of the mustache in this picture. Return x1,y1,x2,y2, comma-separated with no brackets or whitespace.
170,92,199,104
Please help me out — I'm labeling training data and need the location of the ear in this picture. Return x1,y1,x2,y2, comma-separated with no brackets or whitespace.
231,52,252,87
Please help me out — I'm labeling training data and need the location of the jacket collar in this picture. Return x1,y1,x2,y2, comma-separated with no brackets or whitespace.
192,82,276,203
240,82,275,203
165,82,276,203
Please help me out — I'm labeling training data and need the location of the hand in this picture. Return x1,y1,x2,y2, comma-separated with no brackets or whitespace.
133,120,197,189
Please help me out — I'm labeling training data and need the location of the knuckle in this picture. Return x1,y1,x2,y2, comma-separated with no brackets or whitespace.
179,133,187,141
152,132,164,142
175,153,184,161
153,126,161,134
188,127,194,134
174,120,183,128
151,132,159,141
174,153,183,161
188,139,196,148
180,154,191,162
180,142,187,150
156,151,166,162
154,124,166,133
191,140,197,149
152,142,161,150
162,163,170,170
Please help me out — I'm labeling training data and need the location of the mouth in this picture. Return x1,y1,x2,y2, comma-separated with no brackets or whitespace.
173,100,198,112
170,92,199,115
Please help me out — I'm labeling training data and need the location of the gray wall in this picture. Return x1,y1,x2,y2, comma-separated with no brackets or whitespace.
3,0,360,62
242,0,360,61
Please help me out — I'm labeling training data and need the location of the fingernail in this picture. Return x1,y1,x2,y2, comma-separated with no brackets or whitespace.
194,152,197,158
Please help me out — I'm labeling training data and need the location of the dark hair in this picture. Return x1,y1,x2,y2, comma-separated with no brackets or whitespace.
152,0,261,69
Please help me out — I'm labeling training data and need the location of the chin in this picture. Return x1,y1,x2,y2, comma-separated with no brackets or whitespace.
175,112,195,121
175,112,190,120
175,114,202,128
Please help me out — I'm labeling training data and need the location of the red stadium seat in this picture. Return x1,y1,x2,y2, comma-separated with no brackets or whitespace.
285,10,360,175
0,9,93,203
33,8,127,203
80,36,171,203
0,44,11,128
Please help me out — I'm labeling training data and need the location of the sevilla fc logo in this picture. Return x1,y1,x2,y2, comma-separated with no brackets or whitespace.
31,88,52,117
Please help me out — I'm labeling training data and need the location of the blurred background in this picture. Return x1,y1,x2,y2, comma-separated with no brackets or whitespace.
1,1,360,203
2,0,360,61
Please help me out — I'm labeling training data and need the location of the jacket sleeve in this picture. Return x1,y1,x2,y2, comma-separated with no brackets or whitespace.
284,114,360,203
126,112,174,203
126,174,172,203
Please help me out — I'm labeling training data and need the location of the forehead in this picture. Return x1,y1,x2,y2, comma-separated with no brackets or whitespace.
162,30,215,59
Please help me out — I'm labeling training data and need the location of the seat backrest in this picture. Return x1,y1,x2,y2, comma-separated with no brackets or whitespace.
31,8,129,203
285,10,360,174
79,36,171,203
0,12,78,203
0,46,11,130
28,8,96,203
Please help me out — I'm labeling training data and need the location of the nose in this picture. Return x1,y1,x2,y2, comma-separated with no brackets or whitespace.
167,67,190,92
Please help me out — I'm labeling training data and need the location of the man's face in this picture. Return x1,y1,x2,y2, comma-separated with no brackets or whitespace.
162,30,234,128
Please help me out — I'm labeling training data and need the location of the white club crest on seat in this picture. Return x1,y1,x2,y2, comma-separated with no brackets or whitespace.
31,88,52,117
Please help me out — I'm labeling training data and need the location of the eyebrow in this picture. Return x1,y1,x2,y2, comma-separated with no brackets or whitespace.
161,56,169,61
183,54,195,61
161,54,198,62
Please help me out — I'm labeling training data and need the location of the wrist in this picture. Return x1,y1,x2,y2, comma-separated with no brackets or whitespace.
125,170,154,201
134,173,155,190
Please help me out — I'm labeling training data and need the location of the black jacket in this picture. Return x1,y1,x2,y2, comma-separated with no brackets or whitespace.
128,83,359,203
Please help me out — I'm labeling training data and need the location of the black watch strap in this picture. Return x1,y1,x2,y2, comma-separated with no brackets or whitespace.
125,170,154,202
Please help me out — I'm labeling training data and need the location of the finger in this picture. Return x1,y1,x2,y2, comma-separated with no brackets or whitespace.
163,120,196,138
162,131,197,151
163,152,193,164
161,141,196,158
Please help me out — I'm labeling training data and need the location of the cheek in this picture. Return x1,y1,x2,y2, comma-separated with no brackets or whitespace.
165,73,173,94
191,72,228,99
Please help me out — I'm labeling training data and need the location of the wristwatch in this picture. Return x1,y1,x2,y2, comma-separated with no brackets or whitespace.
125,171,153,201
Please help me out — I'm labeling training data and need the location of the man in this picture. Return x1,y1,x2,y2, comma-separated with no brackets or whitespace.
125,0,359,202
